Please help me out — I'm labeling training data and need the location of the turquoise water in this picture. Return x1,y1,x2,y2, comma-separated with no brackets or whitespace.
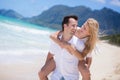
0,15,57,63
0,15,55,31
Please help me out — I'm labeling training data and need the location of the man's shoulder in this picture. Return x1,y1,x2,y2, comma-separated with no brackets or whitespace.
69,36,78,45
50,39,58,46
72,35,80,42
72,36,85,47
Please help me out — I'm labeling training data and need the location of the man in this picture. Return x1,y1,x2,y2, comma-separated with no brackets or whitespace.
39,15,91,80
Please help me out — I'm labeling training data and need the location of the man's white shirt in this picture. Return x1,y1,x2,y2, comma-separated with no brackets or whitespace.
49,35,91,80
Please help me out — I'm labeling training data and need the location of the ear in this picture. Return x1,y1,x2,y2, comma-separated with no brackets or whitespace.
64,24,67,28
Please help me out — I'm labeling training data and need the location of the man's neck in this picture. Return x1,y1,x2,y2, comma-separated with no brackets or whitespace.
62,31,73,42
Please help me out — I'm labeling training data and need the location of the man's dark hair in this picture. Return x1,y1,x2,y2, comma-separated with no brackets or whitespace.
62,15,78,31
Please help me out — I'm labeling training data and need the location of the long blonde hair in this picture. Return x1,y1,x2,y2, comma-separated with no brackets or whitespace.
82,18,99,57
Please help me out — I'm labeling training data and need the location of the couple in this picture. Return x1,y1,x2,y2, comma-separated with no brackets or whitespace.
39,15,99,80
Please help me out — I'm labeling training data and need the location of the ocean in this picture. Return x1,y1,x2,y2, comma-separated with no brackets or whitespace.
0,15,56,64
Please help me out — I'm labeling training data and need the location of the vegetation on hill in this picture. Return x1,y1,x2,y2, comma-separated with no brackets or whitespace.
100,34,120,46
0,5,120,35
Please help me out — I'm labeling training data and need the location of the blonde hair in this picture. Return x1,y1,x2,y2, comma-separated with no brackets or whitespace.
82,18,99,57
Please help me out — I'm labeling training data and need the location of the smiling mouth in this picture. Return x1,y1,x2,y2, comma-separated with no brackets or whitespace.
72,31,76,34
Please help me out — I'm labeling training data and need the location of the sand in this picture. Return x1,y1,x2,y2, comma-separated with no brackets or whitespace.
0,54,47,80
0,41,120,80
90,41,120,80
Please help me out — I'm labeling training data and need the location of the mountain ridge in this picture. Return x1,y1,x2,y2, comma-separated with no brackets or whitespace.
0,5,120,34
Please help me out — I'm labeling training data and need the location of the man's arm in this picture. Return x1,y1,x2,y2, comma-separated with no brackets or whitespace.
86,57,92,69
45,52,54,65
38,52,55,80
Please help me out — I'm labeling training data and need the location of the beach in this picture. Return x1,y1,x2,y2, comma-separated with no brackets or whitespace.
0,41,120,80
0,16,120,80
0,50,47,80
90,41,120,80
0,15,52,80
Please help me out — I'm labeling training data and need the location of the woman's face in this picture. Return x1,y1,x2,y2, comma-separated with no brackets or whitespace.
75,22,90,39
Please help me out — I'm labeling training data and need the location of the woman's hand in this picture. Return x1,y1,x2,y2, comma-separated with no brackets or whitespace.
50,31,65,48
50,35,67,49
50,31,60,40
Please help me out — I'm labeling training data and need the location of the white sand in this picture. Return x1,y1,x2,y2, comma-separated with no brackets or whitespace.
0,41,120,80
90,41,120,80
0,54,47,80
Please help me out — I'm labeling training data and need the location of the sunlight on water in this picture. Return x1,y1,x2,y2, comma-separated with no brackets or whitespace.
0,16,57,63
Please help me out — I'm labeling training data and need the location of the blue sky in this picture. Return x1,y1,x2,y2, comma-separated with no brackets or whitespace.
0,0,120,17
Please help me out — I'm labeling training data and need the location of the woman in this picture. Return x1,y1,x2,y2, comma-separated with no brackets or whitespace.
39,18,99,80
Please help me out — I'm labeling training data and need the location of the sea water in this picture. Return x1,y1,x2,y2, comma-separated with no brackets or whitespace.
0,15,57,64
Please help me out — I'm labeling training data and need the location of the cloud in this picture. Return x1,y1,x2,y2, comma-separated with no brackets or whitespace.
90,0,106,4
110,0,120,6
30,0,36,4
97,0,106,3
41,6,49,12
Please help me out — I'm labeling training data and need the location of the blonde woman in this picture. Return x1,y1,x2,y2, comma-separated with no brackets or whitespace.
39,18,99,80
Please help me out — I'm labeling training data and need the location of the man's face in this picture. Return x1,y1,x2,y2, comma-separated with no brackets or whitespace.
64,18,78,35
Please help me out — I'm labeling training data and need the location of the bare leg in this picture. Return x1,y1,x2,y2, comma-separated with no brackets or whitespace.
38,59,55,80
78,60,91,80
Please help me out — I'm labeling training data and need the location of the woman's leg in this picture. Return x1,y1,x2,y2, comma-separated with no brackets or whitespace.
38,58,55,80
78,60,91,80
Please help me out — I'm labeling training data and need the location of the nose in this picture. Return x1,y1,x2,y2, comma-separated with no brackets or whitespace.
72,27,77,33
80,27,84,32
72,26,77,30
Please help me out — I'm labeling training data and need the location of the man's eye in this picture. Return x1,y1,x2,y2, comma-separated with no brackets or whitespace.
73,25,75,27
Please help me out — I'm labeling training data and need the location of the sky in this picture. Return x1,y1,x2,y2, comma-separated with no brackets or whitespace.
0,0,120,17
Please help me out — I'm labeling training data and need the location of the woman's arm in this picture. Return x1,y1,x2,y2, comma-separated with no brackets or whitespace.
66,44,84,61
50,31,84,61
50,31,65,48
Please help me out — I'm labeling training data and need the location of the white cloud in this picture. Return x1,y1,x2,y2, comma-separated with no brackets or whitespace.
97,0,106,3
41,6,49,12
30,0,37,4
90,0,106,4
110,0,120,6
